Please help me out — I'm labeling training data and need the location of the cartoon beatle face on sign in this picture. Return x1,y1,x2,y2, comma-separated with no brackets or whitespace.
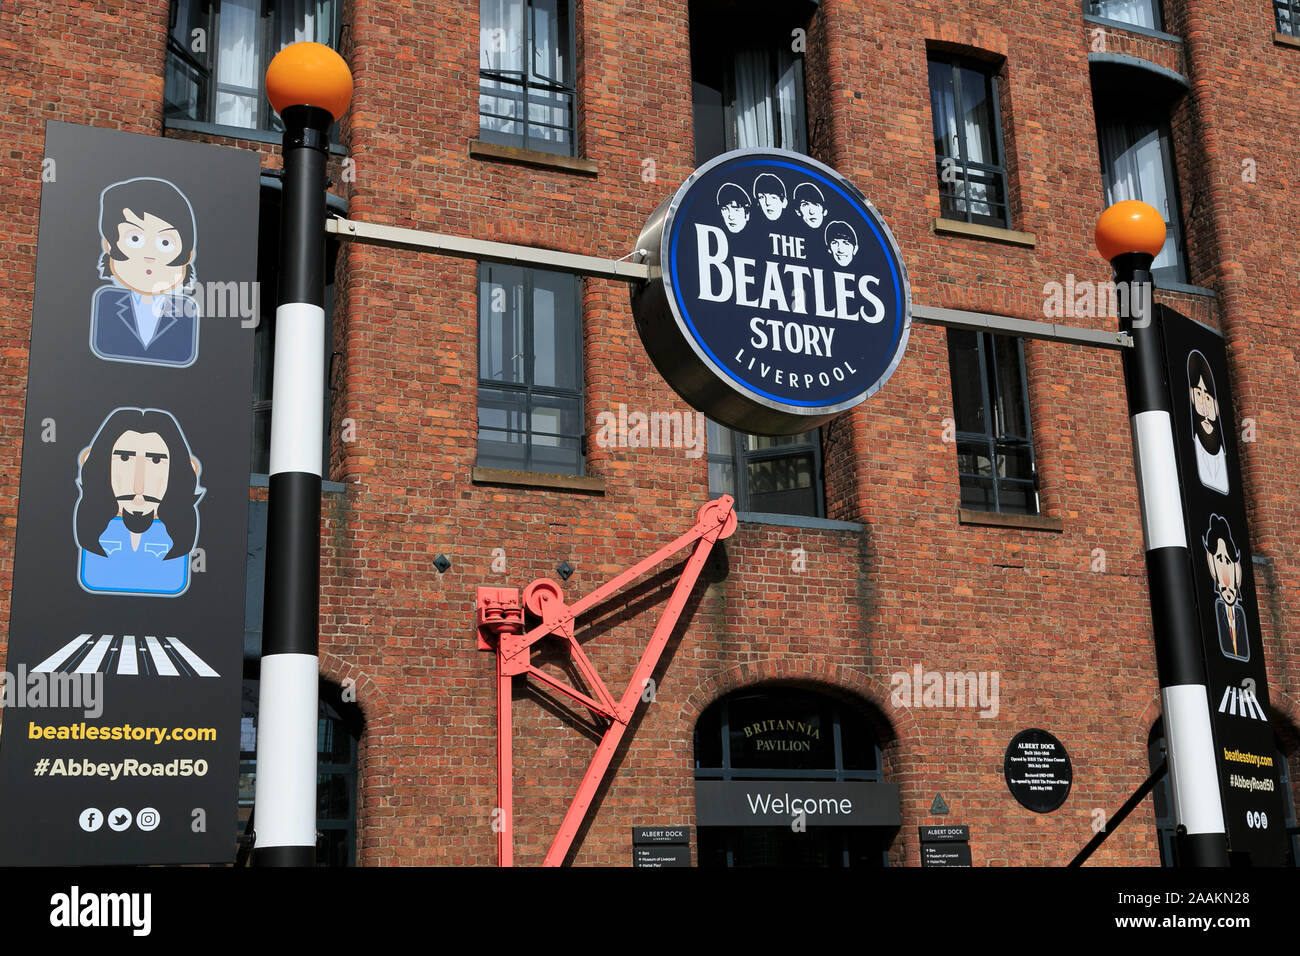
74,407,204,597
753,173,788,221
1187,349,1228,494
794,182,827,228
825,220,858,267
91,177,201,368
716,183,752,234
1202,514,1249,662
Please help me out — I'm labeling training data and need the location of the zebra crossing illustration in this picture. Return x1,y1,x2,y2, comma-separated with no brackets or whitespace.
1217,684,1267,721
31,634,218,677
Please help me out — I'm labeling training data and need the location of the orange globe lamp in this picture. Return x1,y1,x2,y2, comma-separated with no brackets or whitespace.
1095,200,1165,262
265,41,353,121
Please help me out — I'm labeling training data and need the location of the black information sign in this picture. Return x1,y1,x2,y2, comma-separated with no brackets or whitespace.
919,825,973,867
0,121,258,864
632,826,691,867
694,780,901,827
633,826,691,845
1157,305,1287,865
1004,729,1072,813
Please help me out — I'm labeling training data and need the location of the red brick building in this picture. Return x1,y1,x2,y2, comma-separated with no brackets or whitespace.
1,0,1298,866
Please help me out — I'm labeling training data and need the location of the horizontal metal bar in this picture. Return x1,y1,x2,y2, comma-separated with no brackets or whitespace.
326,217,652,281
913,304,1133,349
327,218,1130,349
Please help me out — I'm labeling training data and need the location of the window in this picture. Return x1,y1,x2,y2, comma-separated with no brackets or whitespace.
1279,0,1300,35
689,11,806,163
707,423,823,518
1096,106,1188,284
477,264,584,475
479,0,577,156
1086,0,1164,31
690,2,818,516
238,678,361,866
927,56,1011,229
165,1,342,134
689,2,809,163
946,329,1039,515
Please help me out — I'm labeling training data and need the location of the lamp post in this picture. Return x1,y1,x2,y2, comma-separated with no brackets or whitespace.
1097,200,1229,867
254,41,353,867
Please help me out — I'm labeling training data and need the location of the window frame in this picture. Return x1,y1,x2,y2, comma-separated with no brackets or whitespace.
164,0,344,141
707,422,825,519
1094,105,1189,285
1084,0,1165,33
475,262,586,476
478,0,580,157
1279,0,1300,35
927,54,1012,230
946,329,1040,516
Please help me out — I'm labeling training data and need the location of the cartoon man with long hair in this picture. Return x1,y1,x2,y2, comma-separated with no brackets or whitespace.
91,177,201,367
1187,349,1228,494
74,407,204,596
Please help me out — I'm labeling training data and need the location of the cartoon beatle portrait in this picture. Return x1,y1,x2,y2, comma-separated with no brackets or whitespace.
91,177,200,368
825,221,858,267
1187,349,1228,494
1202,514,1249,662
794,182,827,228
74,407,204,597
716,182,752,234
753,173,787,221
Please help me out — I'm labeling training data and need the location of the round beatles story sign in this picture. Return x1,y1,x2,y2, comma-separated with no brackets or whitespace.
630,148,912,436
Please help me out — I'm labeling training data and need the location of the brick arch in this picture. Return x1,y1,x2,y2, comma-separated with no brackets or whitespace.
318,650,395,867
676,657,920,749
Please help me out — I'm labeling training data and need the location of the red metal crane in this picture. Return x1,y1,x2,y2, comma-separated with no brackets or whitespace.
474,495,737,866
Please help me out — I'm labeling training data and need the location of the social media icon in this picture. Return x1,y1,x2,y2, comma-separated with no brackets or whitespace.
136,808,160,832
108,807,132,832
78,808,103,832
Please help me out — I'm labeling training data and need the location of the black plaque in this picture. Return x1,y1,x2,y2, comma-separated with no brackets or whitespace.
1158,305,1287,865
919,824,969,842
633,826,691,845
633,844,692,868
1004,729,1072,813
0,122,258,864
921,842,973,867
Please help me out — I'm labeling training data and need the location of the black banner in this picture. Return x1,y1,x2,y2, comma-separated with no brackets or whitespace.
1157,304,1287,865
0,121,258,864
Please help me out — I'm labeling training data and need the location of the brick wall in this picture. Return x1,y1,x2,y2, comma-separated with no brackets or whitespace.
0,0,1296,867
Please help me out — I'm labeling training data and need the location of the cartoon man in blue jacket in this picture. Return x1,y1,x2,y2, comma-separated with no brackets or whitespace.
74,407,204,596
91,177,201,367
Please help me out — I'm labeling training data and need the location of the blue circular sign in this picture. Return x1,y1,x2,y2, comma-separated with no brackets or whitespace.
631,149,911,435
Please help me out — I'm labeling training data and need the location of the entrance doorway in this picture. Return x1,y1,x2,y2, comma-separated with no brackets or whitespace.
693,685,896,867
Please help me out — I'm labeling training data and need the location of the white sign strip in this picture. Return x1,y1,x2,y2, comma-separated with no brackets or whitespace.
1163,684,1227,834
1131,411,1187,552
267,303,325,478
30,634,92,673
145,636,180,677
253,653,320,848
166,637,218,678
74,635,113,674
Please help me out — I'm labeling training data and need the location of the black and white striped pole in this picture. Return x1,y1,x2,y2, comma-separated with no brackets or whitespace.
253,42,353,867
1097,201,1229,867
